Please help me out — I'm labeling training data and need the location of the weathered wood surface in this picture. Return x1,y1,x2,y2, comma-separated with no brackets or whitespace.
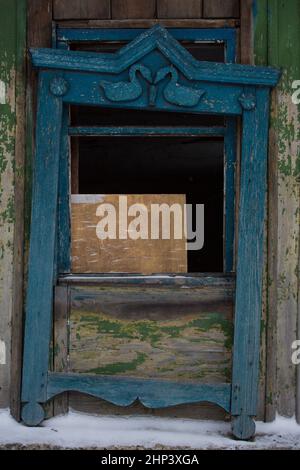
157,0,202,18
240,0,253,64
48,373,231,410
21,71,63,426
231,88,270,440
29,27,280,87
71,194,187,274
111,0,156,19
203,0,240,18
53,0,111,19
253,0,300,421
53,286,69,416
68,285,233,383
53,0,242,21
68,392,229,420
54,19,239,28
10,0,27,420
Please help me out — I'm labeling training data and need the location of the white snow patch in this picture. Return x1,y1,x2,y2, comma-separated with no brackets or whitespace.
0,409,300,449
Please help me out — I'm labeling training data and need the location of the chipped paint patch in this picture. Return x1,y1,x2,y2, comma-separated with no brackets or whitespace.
0,80,5,104
0,340,6,365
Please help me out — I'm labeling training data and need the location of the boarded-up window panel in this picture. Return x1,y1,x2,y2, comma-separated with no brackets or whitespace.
53,0,111,19
203,0,240,18
157,0,202,18
111,0,156,19
71,194,187,274
68,285,233,383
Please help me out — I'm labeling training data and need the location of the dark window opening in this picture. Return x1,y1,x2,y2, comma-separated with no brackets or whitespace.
69,40,228,275
72,136,224,273
70,40,225,63
71,105,224,128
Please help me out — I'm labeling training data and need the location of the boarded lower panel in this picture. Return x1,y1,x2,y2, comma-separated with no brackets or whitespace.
111,0,156,19
203,0,240,18
53,0,111,19
68,285,233,383
157,0,203,19
71,194,187,274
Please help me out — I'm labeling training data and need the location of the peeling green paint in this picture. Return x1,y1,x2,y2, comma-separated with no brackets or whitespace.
88,353,147,376
70,310,232,382
254,0,300,419
0,0,26,407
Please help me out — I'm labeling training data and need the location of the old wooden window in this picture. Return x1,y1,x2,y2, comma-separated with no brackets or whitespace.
56,28,237,274
21,26,279,441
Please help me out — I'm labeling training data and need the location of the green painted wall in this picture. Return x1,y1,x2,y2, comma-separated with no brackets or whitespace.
254,0,300,420
0,0,26,407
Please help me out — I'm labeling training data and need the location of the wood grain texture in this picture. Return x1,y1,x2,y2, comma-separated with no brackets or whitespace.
71,195,187,274
58,273,235,418
57,106,71,274
157,0,202,19
203,0,240,18
231,88,270,439
53,0,111,19
29,25,280,87
112,0,156,19
240,0,253,64
68,284,233,383
21,71,63,425
265,90,278,422
68,392,228,420
53,286,69,416
53,19,239,28
10,0,27,421
48,373,232,411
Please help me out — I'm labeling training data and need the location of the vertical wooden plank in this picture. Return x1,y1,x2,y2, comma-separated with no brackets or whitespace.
57,106,71,274
53,0,111,19
240,0,253,64
157,0,202,19
26,0,53,265
27,0,53,48
71,137,79,194
203,0,240,18
53,286,69,416
231,88,270,440
253,0,275,423
268,0,300,419
9,0,27,421
0,0,18,410
265,93,279,422
21,71,63,426
298,207,300,424
111,0,156,19
224,118,236,273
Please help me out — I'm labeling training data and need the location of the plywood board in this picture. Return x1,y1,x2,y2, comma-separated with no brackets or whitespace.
71,194,187,274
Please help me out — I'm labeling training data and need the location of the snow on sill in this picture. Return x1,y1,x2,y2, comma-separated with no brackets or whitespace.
0,409,300,449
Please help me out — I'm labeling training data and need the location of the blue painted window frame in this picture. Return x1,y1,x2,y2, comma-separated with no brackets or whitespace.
20,26,280,440
55,27,237,274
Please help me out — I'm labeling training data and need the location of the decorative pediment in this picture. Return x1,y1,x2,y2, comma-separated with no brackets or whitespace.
30,25,280,88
